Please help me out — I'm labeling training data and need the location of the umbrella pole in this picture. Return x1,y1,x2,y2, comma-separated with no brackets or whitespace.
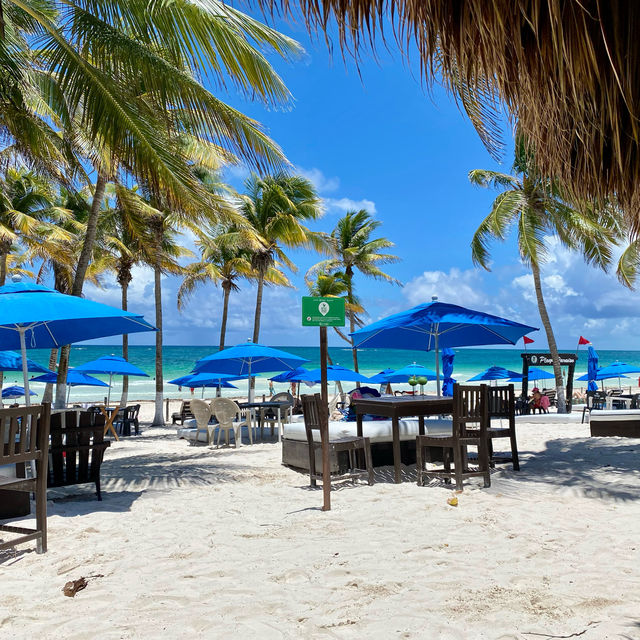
67,385,71,405
247,361,253,403
107,373,112,406
19,326,30,407
434,330,441,396
201,386,205,399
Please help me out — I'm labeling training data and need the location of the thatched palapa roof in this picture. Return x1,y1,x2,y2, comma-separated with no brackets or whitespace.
258,0,640,221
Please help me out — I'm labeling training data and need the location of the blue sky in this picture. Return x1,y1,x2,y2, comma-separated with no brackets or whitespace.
83,17,639,351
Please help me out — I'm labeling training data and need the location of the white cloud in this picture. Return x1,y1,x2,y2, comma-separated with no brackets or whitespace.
404,268,486,307
324,197,377,215
296,166,340,193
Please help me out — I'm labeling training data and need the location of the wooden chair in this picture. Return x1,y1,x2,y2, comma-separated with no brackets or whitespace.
581,390,607,423
0,403,51,554
189,399,212,445
416,384,491,490
486,384,519,470
172,400,194,425
301,393,374,487
210,398,249,447
48,411,111,500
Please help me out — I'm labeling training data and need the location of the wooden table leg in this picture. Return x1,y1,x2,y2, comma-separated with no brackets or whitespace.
101,407,119,442
392,416,401,484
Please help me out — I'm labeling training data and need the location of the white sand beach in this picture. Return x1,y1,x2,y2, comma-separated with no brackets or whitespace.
1,411,639,639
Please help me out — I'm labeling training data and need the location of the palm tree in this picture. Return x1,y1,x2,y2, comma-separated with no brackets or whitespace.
233,173,326,344
0,168,70,285
100,184,157,406
469,137,619,413
307,210,400,373
178,228,289,350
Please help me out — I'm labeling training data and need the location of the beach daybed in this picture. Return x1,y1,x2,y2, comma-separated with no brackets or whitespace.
281,417,452,473
589,410,640,438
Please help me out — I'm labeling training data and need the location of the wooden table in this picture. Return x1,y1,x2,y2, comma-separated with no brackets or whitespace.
238,401,291,442
352,395,454,484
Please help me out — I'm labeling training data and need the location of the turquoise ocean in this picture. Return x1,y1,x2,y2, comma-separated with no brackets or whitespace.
5,345,640,402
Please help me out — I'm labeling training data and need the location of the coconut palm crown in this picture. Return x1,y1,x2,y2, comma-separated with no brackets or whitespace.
469,137,621,412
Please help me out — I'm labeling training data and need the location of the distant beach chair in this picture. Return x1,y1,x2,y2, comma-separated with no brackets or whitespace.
210,398,249,447
172,400,194,425
113,404,141,436
416,383,491,490
301,393,374,488
581,390,607,423
0,403,51,554
189,399,212,445
541,388,556,407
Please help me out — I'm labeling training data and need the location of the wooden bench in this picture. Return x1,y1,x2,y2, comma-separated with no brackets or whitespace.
589,410,640,438
172,401,194,425
48,411,111,500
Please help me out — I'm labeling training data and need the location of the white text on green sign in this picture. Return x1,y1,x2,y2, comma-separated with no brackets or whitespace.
301,297,346,327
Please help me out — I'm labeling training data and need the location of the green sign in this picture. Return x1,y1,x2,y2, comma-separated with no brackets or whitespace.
302,296,346,327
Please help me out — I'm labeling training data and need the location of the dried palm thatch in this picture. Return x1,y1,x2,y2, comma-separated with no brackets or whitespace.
257,0,640,224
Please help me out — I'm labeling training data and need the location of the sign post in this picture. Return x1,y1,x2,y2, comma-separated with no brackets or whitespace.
302,296,346,511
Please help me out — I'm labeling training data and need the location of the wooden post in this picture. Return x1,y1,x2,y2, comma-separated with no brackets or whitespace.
320,326,330,511
165,397,170,421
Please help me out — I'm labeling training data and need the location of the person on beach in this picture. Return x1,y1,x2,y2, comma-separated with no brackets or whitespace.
530,387,550,413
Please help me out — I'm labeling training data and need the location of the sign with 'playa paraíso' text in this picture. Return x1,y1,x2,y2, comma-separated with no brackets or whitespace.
301,296,345,327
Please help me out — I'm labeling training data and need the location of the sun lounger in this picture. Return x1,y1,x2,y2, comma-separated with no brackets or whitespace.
281,417,453,473
589,410,640,437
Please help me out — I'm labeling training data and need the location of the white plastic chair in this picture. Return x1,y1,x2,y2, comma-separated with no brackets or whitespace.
210,398,249,447
190,399,212,445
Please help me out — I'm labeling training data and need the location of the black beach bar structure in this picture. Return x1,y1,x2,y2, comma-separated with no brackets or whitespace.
520,352,578,411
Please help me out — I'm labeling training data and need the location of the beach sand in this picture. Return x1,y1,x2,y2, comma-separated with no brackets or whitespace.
1,409,639,639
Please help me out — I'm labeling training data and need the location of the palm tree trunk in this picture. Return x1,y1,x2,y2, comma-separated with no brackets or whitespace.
345,272,360,381
72,171,107,296
152,224,164,425
0,250,8,286
120,279,129,408
42,348,58,404
54,345,70,409
55,172,108,409
219,284,230,350
252,272,265,343
531,261,567,413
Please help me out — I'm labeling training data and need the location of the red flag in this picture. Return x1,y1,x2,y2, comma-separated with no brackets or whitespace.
523,336,534,344
578,336,591,345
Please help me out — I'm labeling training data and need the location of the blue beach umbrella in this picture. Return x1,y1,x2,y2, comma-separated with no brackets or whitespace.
31,370,109,404
2,385,37,399
73,355,149,406
288,364,371,384
0,351,52,374
468,366,521,382
0,279,155,404
383,364,438,383
600,361,640,391
351,298,538,395
367,368,396,384
168,372,239,398
269,367,311,383
441,348,455,397
508,368,555,382
194,342,308,401
586,347,599,391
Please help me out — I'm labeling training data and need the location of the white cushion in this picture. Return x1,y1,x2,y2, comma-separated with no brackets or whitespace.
282,418,452,443
590,410,640,422
177,427,208,443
